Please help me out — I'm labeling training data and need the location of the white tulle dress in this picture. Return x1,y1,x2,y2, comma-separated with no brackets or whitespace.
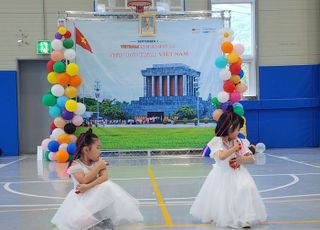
51,160,143,230
190,137,267,228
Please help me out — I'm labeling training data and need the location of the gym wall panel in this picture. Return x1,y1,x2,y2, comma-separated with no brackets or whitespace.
0,71,19,156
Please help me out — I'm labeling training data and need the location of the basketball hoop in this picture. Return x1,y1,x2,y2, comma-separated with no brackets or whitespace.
127,0,152,13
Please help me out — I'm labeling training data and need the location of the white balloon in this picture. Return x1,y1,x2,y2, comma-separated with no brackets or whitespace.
222,34,234,42
64,49,76,60
51,84,65,97
51,39,63,51
74,103,86,115
51,128,65,139
59,143,68,150
233,44,245,56
256,143,266,153
219,69,231,81
217,91,229,103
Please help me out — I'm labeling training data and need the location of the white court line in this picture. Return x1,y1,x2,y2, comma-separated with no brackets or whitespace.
262,193,320,200
3,174,300,200
1,172,319,184
0,157,27,169
2,194,320,208
3,183,65,200
259,174,299,193
0,204,60,207
267,154,320,169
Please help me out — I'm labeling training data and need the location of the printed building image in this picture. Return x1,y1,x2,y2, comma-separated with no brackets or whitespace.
122,63,214,121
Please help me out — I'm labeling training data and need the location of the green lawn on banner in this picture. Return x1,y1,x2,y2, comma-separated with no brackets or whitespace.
76,127,214,149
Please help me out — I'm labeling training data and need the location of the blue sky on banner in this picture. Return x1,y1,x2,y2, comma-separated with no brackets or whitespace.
68,18,223,102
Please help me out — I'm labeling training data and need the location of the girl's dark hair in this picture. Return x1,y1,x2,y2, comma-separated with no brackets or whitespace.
67,128,98,168
215,106,244,137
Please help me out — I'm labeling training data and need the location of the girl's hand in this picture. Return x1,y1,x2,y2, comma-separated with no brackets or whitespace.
76,184,91,194
236,154,255,164
96,159,108,171
232,139,242,152
235,156,244,164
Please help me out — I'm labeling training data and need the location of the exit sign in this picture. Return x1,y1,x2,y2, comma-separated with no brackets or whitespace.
37,40,51,55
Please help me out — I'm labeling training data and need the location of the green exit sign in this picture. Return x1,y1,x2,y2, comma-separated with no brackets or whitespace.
37,40,51,55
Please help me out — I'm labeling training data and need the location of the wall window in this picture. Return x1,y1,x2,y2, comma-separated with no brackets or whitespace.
211,0,256,96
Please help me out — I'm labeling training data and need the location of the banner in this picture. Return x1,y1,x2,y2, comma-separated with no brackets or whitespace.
67,17,223,124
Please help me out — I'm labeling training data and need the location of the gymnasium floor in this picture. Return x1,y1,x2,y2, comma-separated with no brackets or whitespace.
0,148,320,230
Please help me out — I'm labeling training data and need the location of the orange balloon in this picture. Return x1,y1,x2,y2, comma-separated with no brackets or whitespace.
227,52,239,64
230,75,241,84
69,75,82,87
235,57,243,65
57,133,71,144
57,73,70,86
221,42,233,54
56,149,69,163
64,86,78,98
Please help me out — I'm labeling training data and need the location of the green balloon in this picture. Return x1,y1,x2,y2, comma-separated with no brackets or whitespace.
53,61,65,73
68,154,73,161
42,93,56,106
63,39,74,49
233,106,244,116
216,103,222,109
211,97,219,105
44,151,50,161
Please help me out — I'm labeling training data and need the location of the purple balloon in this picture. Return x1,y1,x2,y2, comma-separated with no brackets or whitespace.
222,101,233,112
55,32,63,39
62,108,74,120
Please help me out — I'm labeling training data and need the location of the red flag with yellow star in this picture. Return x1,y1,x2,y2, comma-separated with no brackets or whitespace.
75,27,93,53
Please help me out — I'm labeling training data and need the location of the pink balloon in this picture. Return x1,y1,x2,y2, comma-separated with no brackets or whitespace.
233,44,245,56
72,115,84,126
41,138,51,151
49,152,56,161
51,50,64,62
236,83,247,93
69,135,77,143
230,92,241,103
212,109,224,121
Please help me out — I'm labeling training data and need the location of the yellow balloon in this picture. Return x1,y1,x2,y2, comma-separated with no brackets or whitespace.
66,63,79,76
64,86,78,98
65,99,78,112
47,72,58,84
230,75,241,84
58,27,67,35
227,51,239,64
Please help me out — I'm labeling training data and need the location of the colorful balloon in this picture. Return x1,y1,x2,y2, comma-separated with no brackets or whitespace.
65,99,78,112
66,63,79,76
221,41,233,53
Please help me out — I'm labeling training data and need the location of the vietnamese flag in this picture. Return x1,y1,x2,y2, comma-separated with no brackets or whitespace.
75,27,93,53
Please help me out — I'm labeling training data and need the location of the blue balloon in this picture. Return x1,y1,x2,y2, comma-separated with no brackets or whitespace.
48,140,60,152
239,69,244,78
67,143,77,155
233,102,243,109
49,105,61,118
238,133,246,139
215,56,228,69
57,96,69,107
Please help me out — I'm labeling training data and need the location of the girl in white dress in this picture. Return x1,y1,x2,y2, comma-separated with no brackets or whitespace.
51,129,143,230
190,108,267,228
